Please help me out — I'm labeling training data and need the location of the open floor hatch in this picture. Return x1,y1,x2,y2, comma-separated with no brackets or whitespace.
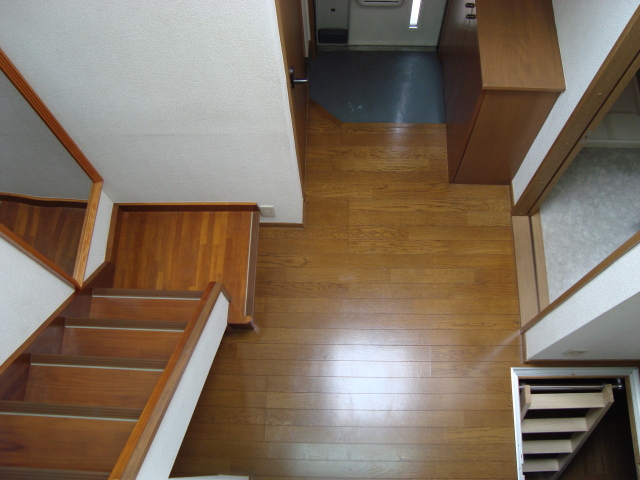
512,367,640,479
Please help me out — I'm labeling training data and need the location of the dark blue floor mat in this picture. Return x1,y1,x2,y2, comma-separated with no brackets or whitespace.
309,50,445,124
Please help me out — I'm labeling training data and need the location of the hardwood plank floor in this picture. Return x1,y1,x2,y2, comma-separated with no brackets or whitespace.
172,103,525,479
0,199,85,276
111,209,256,324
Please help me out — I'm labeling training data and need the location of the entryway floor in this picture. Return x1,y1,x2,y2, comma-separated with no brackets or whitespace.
309,49,445,124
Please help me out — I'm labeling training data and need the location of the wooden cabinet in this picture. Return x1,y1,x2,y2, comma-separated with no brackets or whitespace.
440,0,565,185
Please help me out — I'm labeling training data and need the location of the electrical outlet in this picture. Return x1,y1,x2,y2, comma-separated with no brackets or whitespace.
259,205,276,217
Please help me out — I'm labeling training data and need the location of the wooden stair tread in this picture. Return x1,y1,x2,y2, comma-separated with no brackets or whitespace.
0,466,109,480
522,417,588,433
0,414,133,471
523,439,573,454
92,288,203,299
0,400,141,420
31,354,167,370
89,297,200,322
523,457,560,473
24,365,162,408
64,317,187,330
529,391,606,410
60,328,182,360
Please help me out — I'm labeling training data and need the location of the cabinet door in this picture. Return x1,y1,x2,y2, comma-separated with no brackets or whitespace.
444,5,484,182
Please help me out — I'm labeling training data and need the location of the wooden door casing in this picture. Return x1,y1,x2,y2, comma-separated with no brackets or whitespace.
275,0,309,191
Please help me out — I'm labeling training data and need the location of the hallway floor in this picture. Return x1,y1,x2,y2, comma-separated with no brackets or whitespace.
309,49,445,123
172,104,525,479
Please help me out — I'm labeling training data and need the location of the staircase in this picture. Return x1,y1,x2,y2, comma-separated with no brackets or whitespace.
0,284,228,479
519,383,615,479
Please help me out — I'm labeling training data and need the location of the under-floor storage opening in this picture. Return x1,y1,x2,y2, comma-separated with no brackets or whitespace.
538,71,640,303
512,367,640,480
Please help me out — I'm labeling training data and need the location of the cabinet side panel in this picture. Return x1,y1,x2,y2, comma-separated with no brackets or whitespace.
440,0,472,110
443,4,484,183
455,90,559,185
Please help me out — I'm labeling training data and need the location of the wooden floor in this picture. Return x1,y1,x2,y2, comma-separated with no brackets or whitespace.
0,198,85,276
111,208,257,325
171,104,527,479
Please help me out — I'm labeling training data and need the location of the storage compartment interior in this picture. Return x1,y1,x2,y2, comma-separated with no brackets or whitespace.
539,71,640,301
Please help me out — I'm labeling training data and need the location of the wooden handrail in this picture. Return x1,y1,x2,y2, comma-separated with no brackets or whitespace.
108,282,229,480
0,223,79,289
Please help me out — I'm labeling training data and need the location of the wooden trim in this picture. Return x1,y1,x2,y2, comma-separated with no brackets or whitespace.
0,48,102,183
0,467,110,480
522,230,640,333
0,293,74,377
307,0,317,60
528,49,640,215
73,181,102,286
274,0,308,192
530,211,550,309
0,224,78,288
522,360,640,368
245,212,260,317
309,99,342,126
259,222,304,228
92,288,202,299
0,400,142,420
31,354,167,371
0,261,114,377
512,7,640,215
625,376,640,478
0,47,103,288
512,216,540,327
109,282,229,480
116,202,260,213
105,204,123,264
64,318,188,331
0,192,88,208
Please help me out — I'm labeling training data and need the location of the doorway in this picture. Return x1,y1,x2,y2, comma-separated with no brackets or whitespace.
310,0,447,123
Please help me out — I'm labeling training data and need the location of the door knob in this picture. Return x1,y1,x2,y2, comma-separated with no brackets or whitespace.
289,66,308,89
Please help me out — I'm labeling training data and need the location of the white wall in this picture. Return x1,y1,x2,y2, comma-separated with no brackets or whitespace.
515,2,640,361
526,243,640,360
512,1,640,202
0,68,92,200
84,189,114,281
137,296,229,480
348,0,446,47
0,1,303,223
0,239,74,365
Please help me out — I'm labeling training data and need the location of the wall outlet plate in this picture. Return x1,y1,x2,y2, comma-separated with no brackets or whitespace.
259,205,276,217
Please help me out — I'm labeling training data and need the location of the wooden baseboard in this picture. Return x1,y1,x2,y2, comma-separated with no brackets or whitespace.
0,192,88,208
116,202,259,212
245,212,260,317
260,222,304,228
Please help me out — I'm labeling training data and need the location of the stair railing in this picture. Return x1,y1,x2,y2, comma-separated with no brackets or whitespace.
108,282,229,480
